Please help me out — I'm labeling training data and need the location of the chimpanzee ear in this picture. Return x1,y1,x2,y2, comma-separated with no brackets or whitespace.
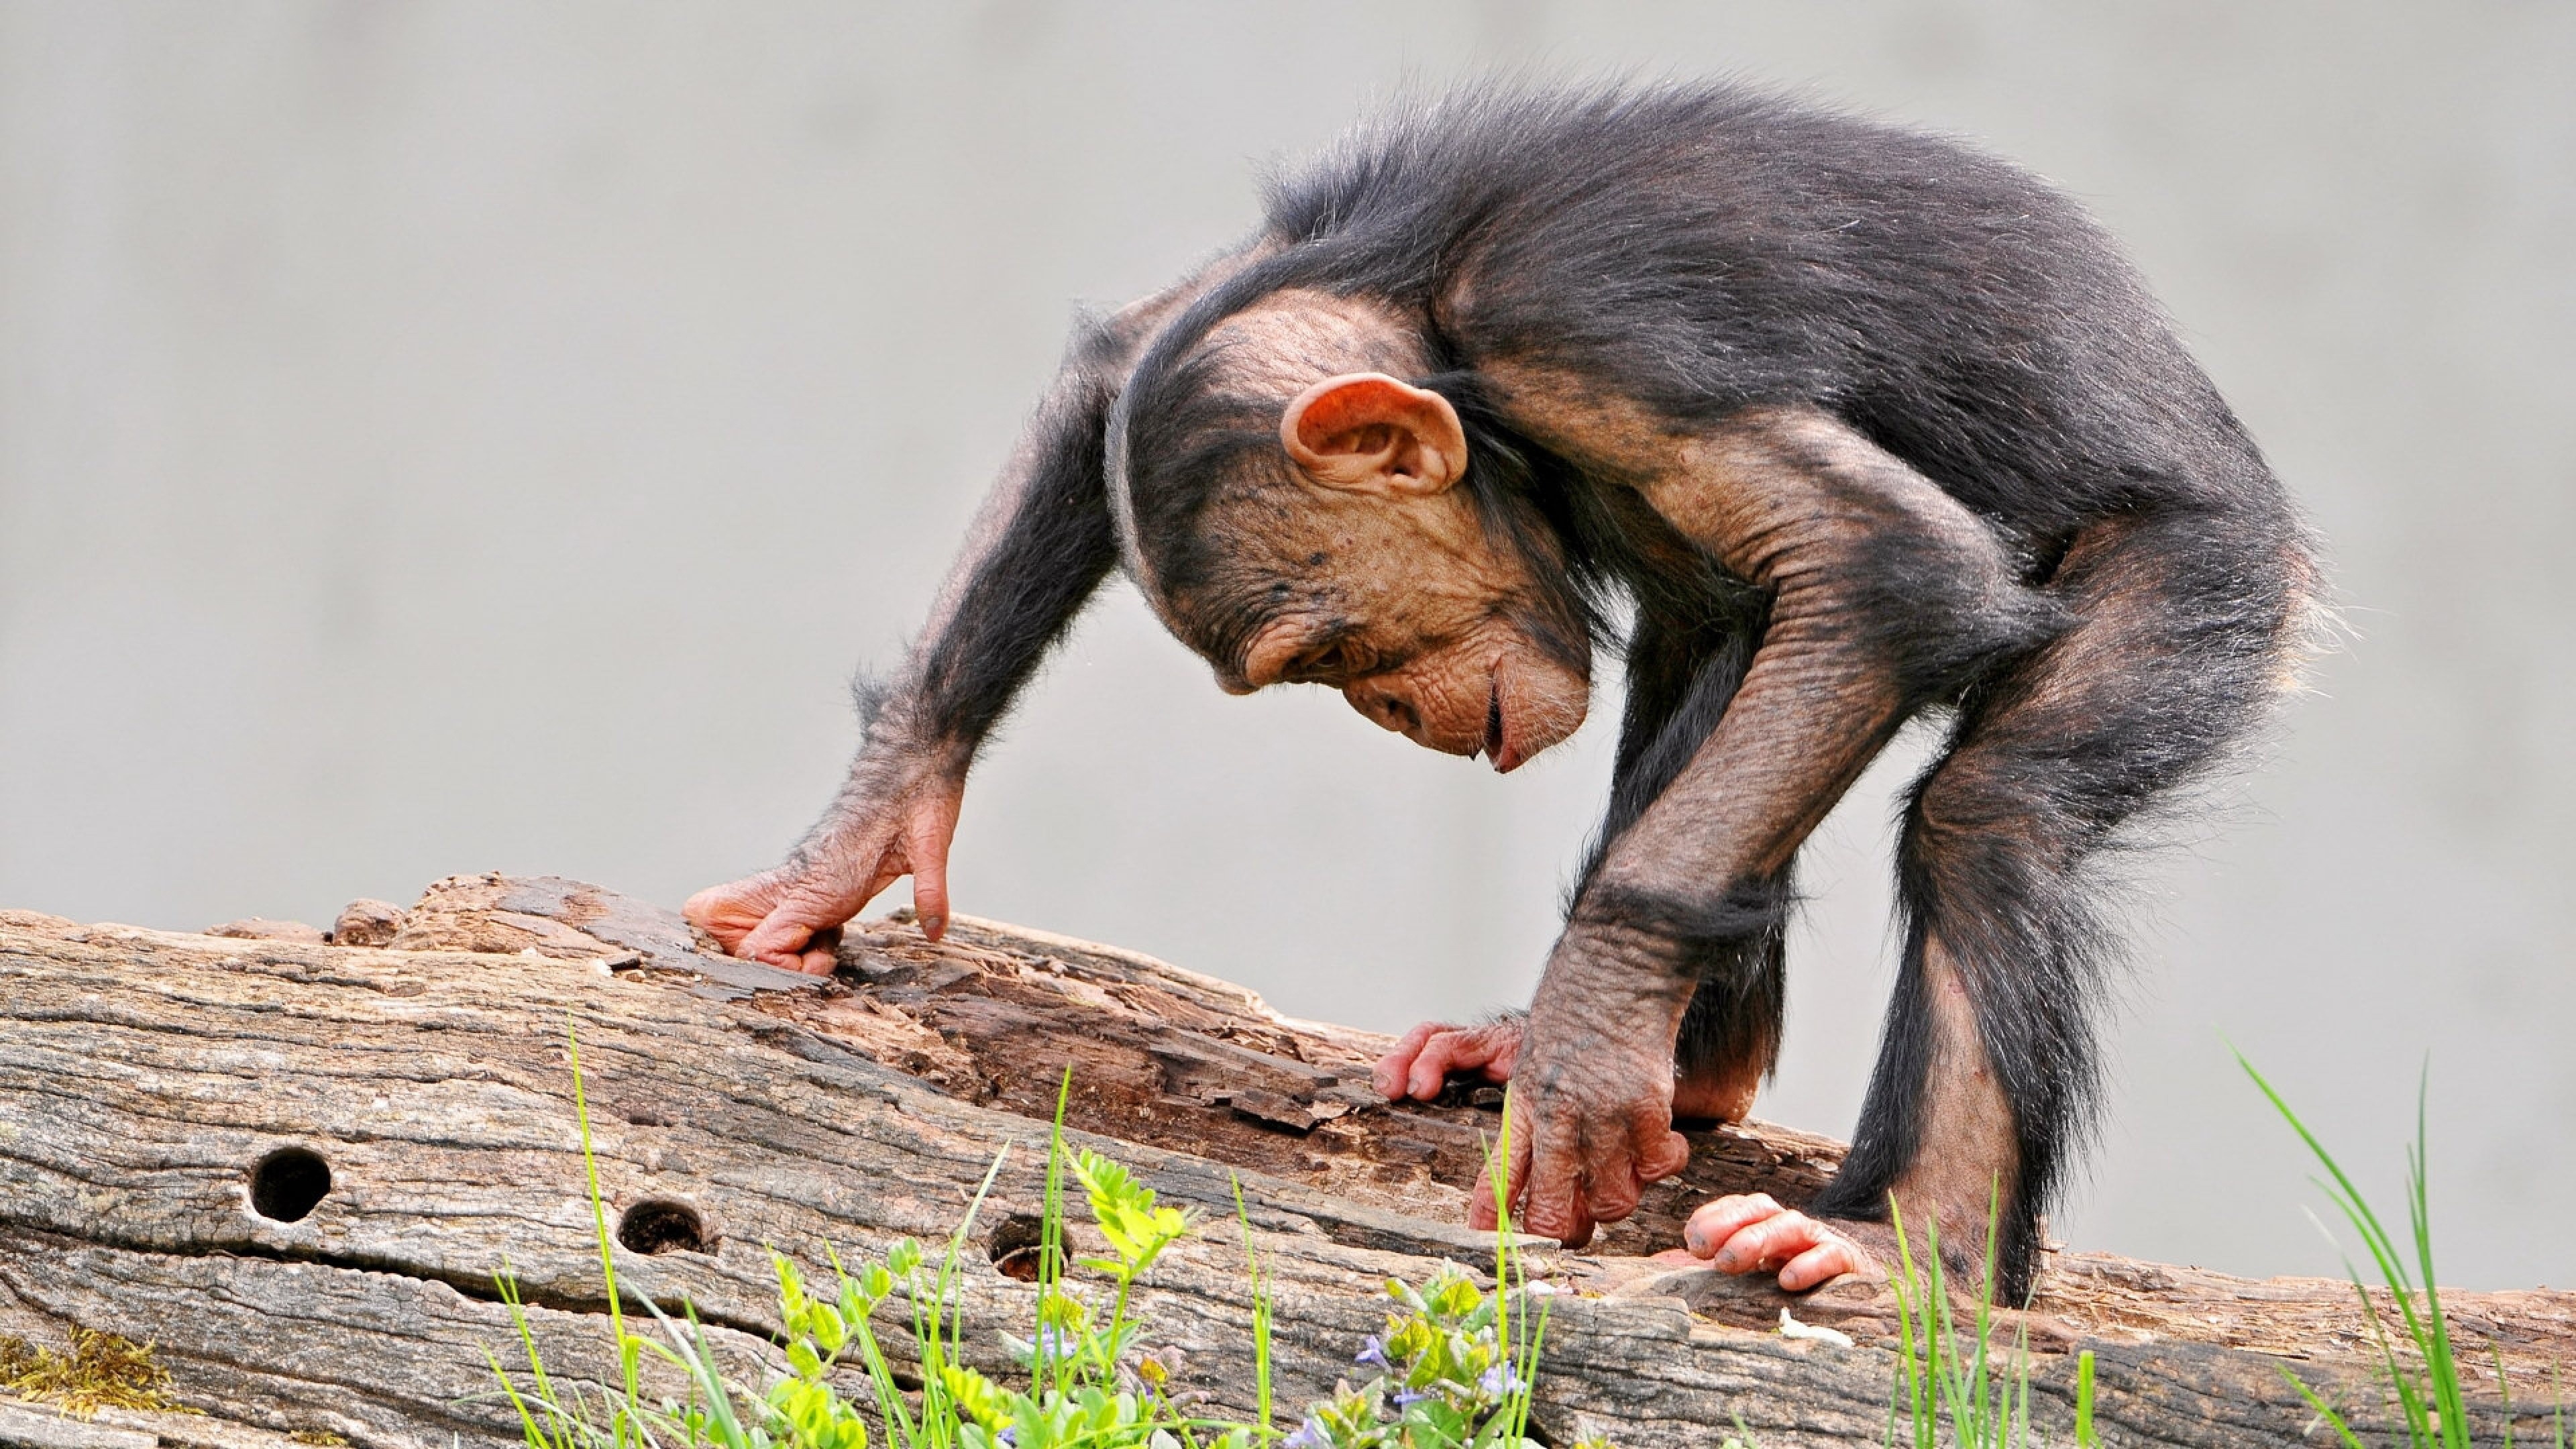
1279,372,1468,496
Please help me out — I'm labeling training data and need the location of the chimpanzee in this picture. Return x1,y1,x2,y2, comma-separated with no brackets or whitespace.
687,82,2320,1300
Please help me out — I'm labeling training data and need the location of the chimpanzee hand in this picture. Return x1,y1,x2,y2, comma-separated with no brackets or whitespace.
1653,1193,1886,1292
1373,1015,1523,1102
1464,961,1695,1246
686,768,965,975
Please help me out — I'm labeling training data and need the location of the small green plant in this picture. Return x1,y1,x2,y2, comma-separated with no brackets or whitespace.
1882,1187,2034,1449
2241,1053,2566,1449
1275,1106,1568,1449
488,1029,1595,1449
1876,1182,2108,1449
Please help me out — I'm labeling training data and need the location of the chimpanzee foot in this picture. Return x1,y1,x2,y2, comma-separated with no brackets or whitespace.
1656,1193,1887,1292
1669,1065,1761,1124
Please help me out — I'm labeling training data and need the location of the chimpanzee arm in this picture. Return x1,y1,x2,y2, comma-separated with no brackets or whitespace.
1491,404,2061,1244
689,250,1270,971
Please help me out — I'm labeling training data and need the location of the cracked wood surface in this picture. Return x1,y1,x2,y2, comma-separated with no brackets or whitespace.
1,879,2569,1447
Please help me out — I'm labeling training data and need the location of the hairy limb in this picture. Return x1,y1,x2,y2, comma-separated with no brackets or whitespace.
691,252,1270,971
1373,1004,1762,1124
1602,611,1790,1118
1483,405,2057,1246
1379,612,1778,1120
1813,508,2311,1299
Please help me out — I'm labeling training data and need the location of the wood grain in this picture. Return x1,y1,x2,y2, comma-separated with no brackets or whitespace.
1,881,2566,1446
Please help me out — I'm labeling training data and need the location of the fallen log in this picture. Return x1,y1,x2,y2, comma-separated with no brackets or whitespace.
1,878,2567,1448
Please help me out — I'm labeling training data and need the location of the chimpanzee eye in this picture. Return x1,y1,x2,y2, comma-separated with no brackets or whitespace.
1297,645,1345,678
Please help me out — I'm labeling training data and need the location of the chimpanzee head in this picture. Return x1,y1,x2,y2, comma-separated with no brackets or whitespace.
1108,288,1592,771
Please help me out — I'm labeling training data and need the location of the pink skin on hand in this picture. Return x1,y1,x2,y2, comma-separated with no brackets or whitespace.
685,781,964,975
1372,1018,1523,1102
1377,1016,1692,1248
1470,1075,1689,1247
1652,1193,1878,1292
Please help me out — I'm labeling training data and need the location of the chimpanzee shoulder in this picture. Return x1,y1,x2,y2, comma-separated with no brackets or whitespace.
1260,80,2274,540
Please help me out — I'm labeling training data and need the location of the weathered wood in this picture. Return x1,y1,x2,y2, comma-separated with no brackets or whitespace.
1,881,2567,1447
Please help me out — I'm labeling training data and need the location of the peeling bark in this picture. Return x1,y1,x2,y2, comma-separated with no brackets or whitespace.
1,880,2567,1448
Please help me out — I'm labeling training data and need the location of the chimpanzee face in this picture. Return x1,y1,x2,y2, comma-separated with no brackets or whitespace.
1173,372,1593,771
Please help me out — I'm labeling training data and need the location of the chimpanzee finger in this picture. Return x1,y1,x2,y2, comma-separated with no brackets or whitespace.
1406,1031,1477,1102
1373,1021,1448,1098
1680,1193,1783,1257
1778,1236,1871,1292
906,812,955,941
681,879,771,951
796,924,845,975
739,913,821,972
1405,1021,1523,1101
1641,1125,1693,1183
1517,1117,1597,1246
1709,1209,1834,1275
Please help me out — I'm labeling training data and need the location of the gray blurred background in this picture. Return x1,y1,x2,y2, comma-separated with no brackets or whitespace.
3,3,2569,1289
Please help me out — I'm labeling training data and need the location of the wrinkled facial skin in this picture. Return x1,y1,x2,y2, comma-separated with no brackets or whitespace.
1187,484,1592,773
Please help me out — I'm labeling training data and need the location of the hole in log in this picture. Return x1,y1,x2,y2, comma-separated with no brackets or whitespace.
989,1214,1049,1282
617,1198,711,1255
249,1147,332,1223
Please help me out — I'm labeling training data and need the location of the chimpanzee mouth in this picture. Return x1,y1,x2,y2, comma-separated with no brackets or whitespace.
1483,684,1506,765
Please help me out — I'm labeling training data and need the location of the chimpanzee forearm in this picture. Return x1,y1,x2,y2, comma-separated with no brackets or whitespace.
693,247,1281,965
801,246,1279,855
783,357,1122,883
1573,408,2061,939
867,370,1122,760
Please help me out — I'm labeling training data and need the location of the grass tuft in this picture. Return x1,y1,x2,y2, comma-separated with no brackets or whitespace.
1882,1183,2039,1449
2240,1053,2567,1449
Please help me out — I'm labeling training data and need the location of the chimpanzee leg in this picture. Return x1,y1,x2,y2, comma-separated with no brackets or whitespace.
1669,891,1789,1121
1812,507,2317,1299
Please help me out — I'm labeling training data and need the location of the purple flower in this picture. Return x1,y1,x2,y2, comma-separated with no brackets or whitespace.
1353,1335,1389,1368
1478,1364,1525,1399
995,1430,1016,1448
1393,1389,1432,1409
1282,1417,1329,1448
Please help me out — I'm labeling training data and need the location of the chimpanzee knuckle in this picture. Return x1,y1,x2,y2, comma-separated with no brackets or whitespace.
1722,1218,1804,1271
1587,1178,1642,1223
1641,1130,1693,1183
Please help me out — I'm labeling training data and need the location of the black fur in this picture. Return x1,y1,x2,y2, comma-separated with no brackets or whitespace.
885,80,2318,1297
888,335,1127,758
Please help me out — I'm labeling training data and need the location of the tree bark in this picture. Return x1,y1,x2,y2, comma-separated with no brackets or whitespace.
1,879,2567,1449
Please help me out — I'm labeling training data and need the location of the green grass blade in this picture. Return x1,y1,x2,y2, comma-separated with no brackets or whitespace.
1043,1066,1073,1401
2406,1070,2469,1449
2074,1350,2096,1449
2279,1364,2376,1449
566,1018,648,1419
2237,1051,2418,1290
1230,1174,1275,1440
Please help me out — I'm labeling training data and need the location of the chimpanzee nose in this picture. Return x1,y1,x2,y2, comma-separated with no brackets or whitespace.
1346,682,1418,735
